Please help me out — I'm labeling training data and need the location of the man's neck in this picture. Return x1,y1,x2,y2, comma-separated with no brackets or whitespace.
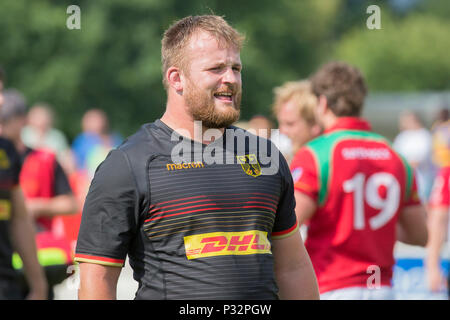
322,111,339,131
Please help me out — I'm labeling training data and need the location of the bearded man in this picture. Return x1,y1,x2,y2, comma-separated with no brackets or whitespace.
74,15,319,300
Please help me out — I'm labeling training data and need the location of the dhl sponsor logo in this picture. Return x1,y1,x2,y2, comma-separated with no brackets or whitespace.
166,161,204,171
184,230,271,260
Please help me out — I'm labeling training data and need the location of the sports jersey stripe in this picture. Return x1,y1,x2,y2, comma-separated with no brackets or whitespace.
144,211,275,237
146,205,276,222
151,184,280,197
145,212,275,231
397,154,413,201
74,254,124,267
152,172,253,187
145,209,275,226
271,220,299,239
149,200,277,215
146,222,273,239
148,192,279,208
149,196,278,212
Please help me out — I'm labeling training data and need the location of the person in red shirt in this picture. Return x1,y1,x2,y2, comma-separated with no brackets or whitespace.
291,61,428,299
426,166,450,296
426,119,450,297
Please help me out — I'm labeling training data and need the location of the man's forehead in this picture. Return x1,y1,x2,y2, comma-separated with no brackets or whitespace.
186,30,240,57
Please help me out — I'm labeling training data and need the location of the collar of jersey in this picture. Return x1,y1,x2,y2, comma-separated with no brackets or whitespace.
324,117,372,134
155,119,226,147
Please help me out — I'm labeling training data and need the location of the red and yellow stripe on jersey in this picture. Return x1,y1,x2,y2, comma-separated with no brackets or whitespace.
74,253,124,267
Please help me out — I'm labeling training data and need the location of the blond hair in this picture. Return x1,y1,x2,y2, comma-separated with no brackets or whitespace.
272,80,318,126
161,15,245,89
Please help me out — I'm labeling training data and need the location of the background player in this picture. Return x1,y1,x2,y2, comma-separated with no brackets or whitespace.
425,119,450,297
0,67,47,300
291,61,428,299
273,80,322,163
0,89,78,299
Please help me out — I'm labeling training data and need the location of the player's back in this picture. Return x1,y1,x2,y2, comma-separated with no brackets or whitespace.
304,129,415,293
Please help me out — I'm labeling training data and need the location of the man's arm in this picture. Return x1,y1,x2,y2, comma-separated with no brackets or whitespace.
9,187,47,300
425,207,448,292
294,191,317,226
26,194,78,218
25,160,78,218
78,263,122,300
272,230,319,299
396,204,428,246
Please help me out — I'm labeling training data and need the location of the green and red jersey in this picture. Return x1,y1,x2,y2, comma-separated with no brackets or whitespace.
290,117,421,294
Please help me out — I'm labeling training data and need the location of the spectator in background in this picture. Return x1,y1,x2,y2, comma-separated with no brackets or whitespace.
0,89,78,299
272,80,322,163
21,103,71,168
431,107,449,130
0,68,47,299
71,109,122,179
393,110,435,203
431,109,450,169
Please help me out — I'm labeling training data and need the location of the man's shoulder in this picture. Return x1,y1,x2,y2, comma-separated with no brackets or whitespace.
226,125,281,153
118,122,171,155
306,129,391,151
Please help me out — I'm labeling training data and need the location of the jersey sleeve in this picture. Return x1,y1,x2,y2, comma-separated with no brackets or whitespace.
403,170,422,207
289,147,319,201
74,149,139,267
429,167,450,208
271,152,299,240
53,161,73,196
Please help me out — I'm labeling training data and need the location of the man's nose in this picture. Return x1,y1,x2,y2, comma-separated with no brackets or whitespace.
222,67,239,84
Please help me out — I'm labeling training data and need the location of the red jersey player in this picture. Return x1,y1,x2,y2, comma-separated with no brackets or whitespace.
291,62,428,299
426,119,450,296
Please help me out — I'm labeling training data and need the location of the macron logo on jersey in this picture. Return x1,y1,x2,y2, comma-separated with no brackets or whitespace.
342,147,391,160
166,161,204,171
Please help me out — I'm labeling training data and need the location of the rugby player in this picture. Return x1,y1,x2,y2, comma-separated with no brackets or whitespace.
273,80,322,159
291,61,428,299
425,119,450,296
0,68,47,299
75,15,319,300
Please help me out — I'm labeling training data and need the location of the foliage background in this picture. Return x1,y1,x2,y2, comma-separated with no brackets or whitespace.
0,0,449,140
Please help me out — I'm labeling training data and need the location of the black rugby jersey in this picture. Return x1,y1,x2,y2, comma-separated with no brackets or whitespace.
0,138,22,279
75,120,298,299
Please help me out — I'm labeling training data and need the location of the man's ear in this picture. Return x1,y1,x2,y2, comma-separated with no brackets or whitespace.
166,67,183,92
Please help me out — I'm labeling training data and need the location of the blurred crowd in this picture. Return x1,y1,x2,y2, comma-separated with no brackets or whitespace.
0,67,122,299
0,63,449,299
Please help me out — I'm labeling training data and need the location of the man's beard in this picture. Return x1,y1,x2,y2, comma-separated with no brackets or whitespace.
184,80,241,129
